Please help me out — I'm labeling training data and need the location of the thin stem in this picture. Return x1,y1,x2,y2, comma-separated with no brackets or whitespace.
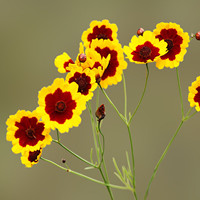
40,157,129,191
98,84,126,124
56,129,60,142
53,139,97,168
123,72,128,121
87,101,114,199
144,120,184,200
185,110,198,120
127,125,138,200
87,101,99,163
96,86,100,110
176,68,184,117
96,120,114,199
128,63,149,126
99,167,114,200
97,121,105,167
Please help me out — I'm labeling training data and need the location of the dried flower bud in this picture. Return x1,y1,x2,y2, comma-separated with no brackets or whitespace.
95,104,105,121
62,159,66,163
137,28,144,36
79,53,86,62
195,32,200,40
96,75,101,84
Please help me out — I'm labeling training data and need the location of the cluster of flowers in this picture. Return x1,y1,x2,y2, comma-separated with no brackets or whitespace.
6,19,199,168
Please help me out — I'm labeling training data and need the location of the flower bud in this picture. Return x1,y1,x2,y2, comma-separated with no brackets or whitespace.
195,32,200,40
79,53,87,62
95,104,105,121
137,28,144,36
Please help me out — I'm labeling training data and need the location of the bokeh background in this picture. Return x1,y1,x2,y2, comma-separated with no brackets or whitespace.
1,0,200,199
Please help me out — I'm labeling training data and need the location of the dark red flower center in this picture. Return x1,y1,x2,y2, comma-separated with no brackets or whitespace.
139,46,152,59
45,88,76,124
28,149,41,162
55,101,66,112
26,128,36,139
165,39,174,50
87,25,113,45
131,41,160,63
95,47,118,81
194,86,200,106
15,116,45,147
69,72,91,95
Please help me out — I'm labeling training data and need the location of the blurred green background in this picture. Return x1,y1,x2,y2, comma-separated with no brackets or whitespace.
1,0,200,199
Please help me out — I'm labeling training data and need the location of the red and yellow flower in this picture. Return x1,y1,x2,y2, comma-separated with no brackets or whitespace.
153,22,190,69
66,66,97,101
90,39,127,89
188,76,200,111
21,148,43,168
82,19,118,48
37,78,86,133
124,31,168,64
54,52,74,73
6,110,52,154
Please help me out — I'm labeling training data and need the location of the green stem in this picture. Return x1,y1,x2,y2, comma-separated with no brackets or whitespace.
127,125,138,200
56,129,60,142
40,157,129,191
99,167,114,200
87,101,114,199
97,120,114,199
128,63,149,126
98,84,126,124
96,86,100,110
87,101,99,163
53,139,97,168
97,121,105,167
176,68,184,117
144,120,184,200
123,73,128,121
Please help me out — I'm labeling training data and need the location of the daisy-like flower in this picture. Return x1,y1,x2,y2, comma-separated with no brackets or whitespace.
90,39,127,89
37,78,86,133
66,66,97,101
124,31,168,64
81,19,118,48
6,110,52,154
54,52,74,73
188,76,200,111
21,148,43,168
153,22,190,69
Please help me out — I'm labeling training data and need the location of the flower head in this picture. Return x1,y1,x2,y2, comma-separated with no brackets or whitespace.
188,76,200,111
54,52,74,73
6,110,52,154
90,39,127,89
21,148,43,168
66,66,97,101
124,31,168,64
82,19,118,48
153,22,190,69
37,78,86,133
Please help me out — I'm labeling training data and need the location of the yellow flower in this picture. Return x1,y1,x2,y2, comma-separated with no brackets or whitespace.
6,110,52,154
188,76,200,111
82,19,118,48
124,31,168,64
66,66,97,101
21,148,43,168
153,22,190,69
54,52,74,73
37,78,86,133
90,39,127,89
